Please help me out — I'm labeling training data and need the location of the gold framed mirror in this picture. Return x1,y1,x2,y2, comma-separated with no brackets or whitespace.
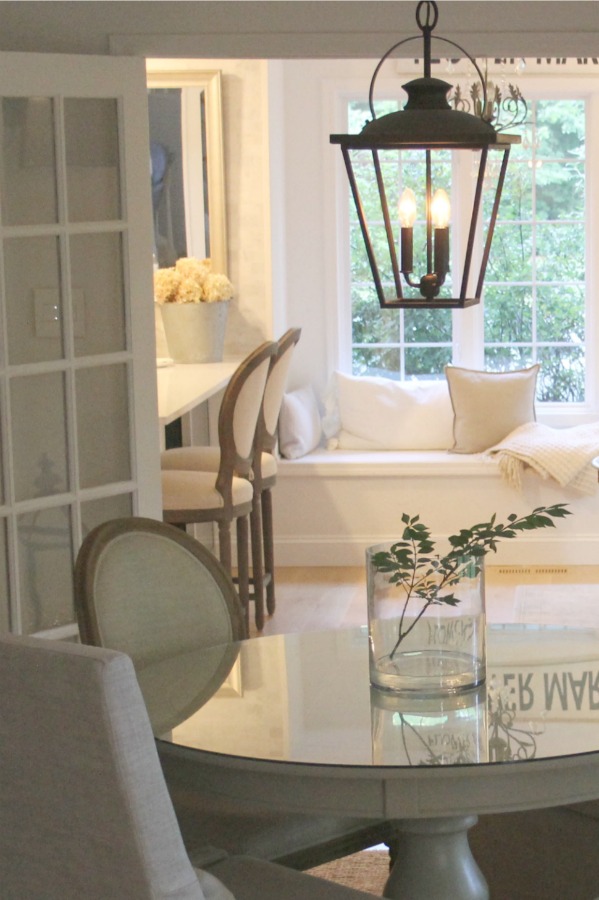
146,62,228,275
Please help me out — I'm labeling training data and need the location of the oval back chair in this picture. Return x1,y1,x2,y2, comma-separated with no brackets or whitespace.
161,328,301,629
74,516,246,730
160,340,277,629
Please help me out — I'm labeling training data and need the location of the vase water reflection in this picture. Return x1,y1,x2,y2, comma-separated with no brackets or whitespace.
371,685,488,766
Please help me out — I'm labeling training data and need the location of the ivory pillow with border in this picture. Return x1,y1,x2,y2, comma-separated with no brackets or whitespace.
445,364,539,454
334,372,454,450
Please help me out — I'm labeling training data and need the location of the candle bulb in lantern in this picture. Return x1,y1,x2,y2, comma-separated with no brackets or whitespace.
432,188,450,282
398,188,417,274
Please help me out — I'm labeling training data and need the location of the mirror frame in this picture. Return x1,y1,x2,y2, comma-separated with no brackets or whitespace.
145,64,228,275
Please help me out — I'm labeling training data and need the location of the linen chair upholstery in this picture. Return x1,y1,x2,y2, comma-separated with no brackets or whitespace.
0,634,378,900
74,517,246,733
161,340,277,628
161,328,301,628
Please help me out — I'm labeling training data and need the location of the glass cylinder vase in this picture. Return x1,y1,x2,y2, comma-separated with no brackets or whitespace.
367,544,486,695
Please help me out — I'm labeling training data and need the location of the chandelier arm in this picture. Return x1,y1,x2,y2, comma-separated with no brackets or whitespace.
368,35,419,120
368,32,490,122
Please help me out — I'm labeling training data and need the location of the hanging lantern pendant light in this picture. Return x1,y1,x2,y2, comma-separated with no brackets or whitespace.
330,0,520,309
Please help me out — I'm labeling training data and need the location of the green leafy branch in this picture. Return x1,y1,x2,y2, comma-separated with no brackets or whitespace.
372,504,571,660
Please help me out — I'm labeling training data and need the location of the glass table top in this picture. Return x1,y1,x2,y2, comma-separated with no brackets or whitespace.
144,624,599,769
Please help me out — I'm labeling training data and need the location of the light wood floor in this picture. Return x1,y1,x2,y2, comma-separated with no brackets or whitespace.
249,565,599,638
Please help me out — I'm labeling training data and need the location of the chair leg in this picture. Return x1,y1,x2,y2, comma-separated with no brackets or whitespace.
262,487,276,615
235,515,251,635
217,520,233,574
250,493,265,630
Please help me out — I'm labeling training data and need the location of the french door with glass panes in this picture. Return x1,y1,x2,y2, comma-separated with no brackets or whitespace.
0,52,162,638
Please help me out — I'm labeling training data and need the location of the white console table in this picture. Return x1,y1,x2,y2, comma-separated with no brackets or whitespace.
156,359,239,450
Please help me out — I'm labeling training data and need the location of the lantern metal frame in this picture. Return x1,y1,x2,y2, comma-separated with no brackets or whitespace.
330,0,520,309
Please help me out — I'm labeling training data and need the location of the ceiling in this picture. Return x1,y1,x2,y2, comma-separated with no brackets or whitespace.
0,2,597,59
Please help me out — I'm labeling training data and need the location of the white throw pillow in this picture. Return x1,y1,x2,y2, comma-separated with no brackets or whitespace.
333,371,454,450
445,364,539,454
279,385,322,459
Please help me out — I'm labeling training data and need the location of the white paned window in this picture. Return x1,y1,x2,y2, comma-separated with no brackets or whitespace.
340,71,596,424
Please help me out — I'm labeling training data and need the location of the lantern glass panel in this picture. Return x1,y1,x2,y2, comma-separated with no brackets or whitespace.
487,161,532,222
350,225,373,280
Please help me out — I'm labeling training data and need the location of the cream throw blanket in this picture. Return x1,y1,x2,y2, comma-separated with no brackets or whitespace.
485,421,599,495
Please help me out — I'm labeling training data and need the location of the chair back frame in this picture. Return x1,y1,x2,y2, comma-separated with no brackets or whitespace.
215,340,277,505
252,328,301,492
75,516,246,649
258,328,302,456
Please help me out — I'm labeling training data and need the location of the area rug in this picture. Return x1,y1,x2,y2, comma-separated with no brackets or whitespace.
514,583,599,626
307,849,390,895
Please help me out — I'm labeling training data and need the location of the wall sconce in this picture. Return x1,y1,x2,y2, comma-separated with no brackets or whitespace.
330,0,521,309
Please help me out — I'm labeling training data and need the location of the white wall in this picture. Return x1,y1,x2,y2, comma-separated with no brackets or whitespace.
170,58,273,357
272,59,387,393
218,58,274,356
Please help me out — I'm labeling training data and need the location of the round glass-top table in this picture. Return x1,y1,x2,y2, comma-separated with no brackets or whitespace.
149,624,599,899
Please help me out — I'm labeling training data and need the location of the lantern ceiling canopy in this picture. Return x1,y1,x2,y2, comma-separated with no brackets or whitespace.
330,0,521,309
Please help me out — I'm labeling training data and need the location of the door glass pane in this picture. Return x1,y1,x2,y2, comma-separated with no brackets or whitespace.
1,96,58,225
18,505,73,633
64,98,121,222
70,232,126,356
76,364,131,488
0,518,9,634
4,236,63,364
10,372,68,502
81,493,133,538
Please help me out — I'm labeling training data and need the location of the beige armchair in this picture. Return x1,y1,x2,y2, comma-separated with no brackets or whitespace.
0,633,380,899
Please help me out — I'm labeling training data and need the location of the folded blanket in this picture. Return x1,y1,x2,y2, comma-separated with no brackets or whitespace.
485,421,599,495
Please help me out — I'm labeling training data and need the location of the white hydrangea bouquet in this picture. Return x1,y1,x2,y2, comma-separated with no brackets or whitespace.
154,257,234,304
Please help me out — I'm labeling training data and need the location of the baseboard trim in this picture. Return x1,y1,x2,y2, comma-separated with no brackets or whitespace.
273,534,599,567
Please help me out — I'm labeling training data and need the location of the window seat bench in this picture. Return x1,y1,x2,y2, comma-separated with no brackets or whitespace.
272,448,599,567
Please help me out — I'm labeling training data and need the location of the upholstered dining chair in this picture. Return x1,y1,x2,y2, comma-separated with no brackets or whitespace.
161,327,301,629
74,516,246,731
0,633,380,900
161,340,277,629
73,515,395,868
